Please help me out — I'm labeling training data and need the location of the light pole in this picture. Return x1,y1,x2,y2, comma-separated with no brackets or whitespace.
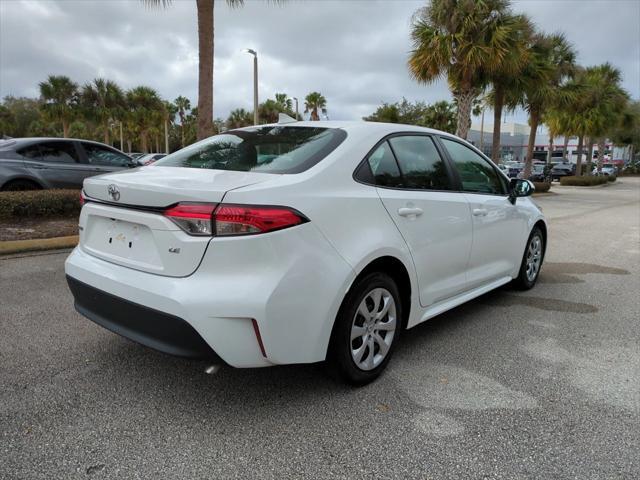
293,97,299,120
243,48,258,125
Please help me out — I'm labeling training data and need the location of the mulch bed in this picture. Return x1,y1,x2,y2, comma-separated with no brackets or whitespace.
0,217,78,242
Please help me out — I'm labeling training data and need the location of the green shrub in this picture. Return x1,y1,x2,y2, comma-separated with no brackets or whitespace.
0,189,81,219
532,181,551,193
559,175,609,186
607,175,617,182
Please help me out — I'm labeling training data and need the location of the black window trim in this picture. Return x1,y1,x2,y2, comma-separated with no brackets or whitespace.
352,131,458,193
434,134,511,197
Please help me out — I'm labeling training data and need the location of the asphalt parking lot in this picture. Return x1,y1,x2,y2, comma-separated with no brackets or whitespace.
2,178,639,479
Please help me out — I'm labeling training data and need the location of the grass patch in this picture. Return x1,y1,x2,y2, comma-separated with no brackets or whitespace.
0,189,81,219
559,176,609,186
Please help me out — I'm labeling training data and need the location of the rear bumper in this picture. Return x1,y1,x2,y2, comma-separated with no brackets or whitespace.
67,275,218,359
64,222,355,368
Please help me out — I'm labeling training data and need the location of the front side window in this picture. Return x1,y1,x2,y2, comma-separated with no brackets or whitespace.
154,126,347,174
440,137,505,195
388,136,451,190
36,142,79,164
83,143,131,167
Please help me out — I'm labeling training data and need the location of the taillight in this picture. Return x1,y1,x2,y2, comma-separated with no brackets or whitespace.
163,202,307,236
214,204,306,236
164,203,216,236
80,190,86,206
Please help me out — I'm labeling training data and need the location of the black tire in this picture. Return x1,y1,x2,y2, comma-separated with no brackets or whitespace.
512,226,545,290
1,179,41,191
327,272,402,385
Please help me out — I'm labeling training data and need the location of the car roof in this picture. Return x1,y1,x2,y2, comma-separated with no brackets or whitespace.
0,137,119,149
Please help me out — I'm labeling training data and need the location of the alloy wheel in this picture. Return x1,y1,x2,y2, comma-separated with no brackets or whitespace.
350,288,397,371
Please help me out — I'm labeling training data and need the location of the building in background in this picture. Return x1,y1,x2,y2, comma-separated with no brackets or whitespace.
466,122,624,164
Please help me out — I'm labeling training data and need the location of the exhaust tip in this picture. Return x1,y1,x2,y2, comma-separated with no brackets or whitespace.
205,364,221,375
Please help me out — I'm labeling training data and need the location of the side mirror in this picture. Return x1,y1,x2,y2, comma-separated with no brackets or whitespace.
509,178,534,204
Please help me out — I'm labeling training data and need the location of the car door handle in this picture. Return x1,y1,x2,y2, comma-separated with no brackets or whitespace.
472,208,488,217
398,207,423,217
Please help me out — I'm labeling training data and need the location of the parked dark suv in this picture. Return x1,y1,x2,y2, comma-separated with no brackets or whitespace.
0,138,135,190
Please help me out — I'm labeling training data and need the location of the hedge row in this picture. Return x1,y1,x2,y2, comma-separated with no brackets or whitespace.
559,175,613,186
0,189,81,219
532,181,551,193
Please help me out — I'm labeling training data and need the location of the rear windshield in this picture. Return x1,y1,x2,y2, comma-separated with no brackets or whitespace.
154,126,347,174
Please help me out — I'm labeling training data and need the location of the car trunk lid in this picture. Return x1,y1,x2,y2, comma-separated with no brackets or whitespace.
79,167,278,276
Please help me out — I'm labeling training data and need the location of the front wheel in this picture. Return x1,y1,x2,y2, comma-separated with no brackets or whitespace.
327,273,401,385
512,227,544,290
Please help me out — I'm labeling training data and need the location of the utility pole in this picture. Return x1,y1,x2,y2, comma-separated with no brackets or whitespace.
480,108,485,151
164,119,169,154
119,121,123,152
243,49,259,125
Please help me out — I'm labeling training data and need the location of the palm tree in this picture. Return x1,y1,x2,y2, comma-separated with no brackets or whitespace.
581,64,629,173
304,92,326,121
226,108,253,129
408,0,519,140
39,75,79,138
81,78,125,145
143,0,284,141
510,33,576,177
174,95,191,147
486,14,534,163
275,93,293,112
126,86,164,153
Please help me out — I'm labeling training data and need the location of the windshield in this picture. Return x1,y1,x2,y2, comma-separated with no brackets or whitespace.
155,126,347,174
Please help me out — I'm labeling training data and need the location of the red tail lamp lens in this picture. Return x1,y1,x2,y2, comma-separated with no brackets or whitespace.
214,205,306,236
164,203,216,236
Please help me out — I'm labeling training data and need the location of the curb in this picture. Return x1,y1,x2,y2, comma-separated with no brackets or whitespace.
0,235,78,255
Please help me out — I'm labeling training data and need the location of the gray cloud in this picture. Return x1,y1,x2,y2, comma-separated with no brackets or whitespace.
1,0,638,124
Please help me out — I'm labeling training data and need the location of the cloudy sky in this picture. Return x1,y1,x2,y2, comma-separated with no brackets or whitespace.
1,0,639,125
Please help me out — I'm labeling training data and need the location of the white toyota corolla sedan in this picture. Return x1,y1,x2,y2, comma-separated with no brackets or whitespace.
65,120,546,384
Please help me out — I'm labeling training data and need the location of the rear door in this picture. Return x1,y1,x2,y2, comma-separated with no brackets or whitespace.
21,141,91,188
360,134,473,307
438,137,526,289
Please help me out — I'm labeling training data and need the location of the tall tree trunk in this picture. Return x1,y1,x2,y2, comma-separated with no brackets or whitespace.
596,138,606,173
196,0,214,140
141,133,148,153
181,124,185,148
311,107,319,121
62,119,69,138
562,135,570,160
524,109,540,178
585,138,594,175
155,135,160,153
547,135,554,164
491,86,504,163
127,140,132,154
103,121,110,145
575,135,584,176
455,89,474,140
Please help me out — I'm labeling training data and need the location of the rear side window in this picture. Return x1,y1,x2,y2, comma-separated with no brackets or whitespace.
388,136,451,190
83,143,131,167
440,137,505,195
36,142,80,164
17,145,42,160
154,126,347,174
366,142,402,187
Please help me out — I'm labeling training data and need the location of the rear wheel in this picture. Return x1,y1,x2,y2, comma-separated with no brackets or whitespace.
1,179,41,191
327,272,401,385
512,227,544,290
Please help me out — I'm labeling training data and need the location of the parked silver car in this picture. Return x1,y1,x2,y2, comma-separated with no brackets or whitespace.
0,138,135,190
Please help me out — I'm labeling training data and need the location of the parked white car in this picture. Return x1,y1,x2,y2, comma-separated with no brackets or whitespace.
592,164,617,176
65,121,546,384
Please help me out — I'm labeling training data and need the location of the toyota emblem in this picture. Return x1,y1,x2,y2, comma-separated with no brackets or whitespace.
107,184,120,201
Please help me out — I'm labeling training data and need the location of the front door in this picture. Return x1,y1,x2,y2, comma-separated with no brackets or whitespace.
439,137,526,288
366,135,473,307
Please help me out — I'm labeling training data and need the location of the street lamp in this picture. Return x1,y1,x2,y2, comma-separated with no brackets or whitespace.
243,48,258,125
293,97,299,120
